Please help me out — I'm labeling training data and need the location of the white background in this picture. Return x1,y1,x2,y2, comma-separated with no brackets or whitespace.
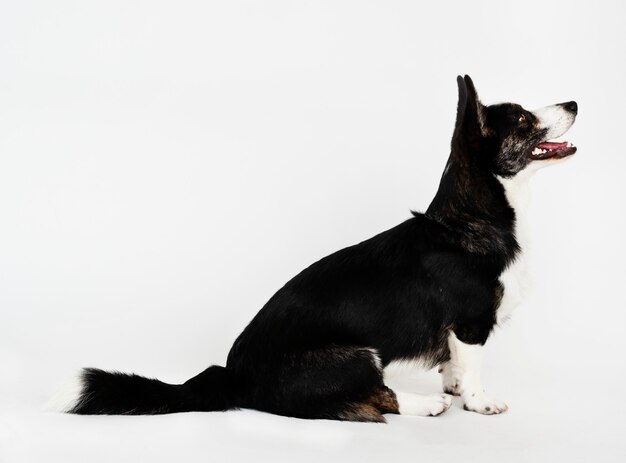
1,1,625,462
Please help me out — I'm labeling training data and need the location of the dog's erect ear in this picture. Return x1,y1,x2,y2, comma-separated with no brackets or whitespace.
454,75,469,131
453,75,489,148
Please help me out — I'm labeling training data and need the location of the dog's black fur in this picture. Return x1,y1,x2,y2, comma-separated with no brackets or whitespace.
67,76,577,422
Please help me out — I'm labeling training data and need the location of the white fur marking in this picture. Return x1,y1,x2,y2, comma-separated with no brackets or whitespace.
447,332,508,414
45,372,85,413
394,390,452,416
496,168,534,324
439,360,463,396
532,104,575,140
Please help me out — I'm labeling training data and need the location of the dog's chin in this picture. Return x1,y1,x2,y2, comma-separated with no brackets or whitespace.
529,140,577,161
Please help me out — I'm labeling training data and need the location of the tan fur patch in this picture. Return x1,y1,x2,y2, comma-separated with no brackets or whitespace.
338,386,400,423
369,386,399,414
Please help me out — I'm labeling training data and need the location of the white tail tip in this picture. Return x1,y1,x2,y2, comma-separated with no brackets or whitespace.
44,371,85,413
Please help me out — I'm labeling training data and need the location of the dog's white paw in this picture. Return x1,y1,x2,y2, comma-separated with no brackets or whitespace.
462,393,508,415
395,392,452,416
438,361,463,396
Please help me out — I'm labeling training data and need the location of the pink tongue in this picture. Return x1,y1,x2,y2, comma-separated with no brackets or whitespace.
537,141,568,150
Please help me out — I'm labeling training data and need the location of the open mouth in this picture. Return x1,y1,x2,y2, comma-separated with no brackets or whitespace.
530,140,577,160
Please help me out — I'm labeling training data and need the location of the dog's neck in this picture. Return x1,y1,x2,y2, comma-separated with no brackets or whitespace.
425,154,520,257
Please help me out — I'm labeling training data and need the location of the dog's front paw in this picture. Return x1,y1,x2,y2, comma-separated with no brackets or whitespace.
462,393,508,415
438,362,463,396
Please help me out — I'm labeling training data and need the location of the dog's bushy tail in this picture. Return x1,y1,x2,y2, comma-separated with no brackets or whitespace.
54,366,238,415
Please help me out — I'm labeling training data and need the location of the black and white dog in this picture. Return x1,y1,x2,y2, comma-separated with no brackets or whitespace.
55,76,577,421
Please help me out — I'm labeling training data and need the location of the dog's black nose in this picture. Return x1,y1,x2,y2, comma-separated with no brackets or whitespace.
562,101,578,114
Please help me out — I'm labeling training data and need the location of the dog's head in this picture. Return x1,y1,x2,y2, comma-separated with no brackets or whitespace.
452,75,577,177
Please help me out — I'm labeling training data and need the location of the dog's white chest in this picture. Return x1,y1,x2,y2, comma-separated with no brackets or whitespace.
496,174,533,324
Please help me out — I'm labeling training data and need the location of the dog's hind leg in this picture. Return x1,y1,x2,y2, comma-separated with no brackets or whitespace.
243,346,451,422
339,386,451,422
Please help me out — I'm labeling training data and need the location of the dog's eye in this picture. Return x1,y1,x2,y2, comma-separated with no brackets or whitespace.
518,114,527,123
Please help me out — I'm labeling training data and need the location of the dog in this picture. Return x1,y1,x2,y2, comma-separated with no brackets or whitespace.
53,75,577,421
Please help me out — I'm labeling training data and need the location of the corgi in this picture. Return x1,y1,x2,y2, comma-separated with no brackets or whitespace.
54,75,577,422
